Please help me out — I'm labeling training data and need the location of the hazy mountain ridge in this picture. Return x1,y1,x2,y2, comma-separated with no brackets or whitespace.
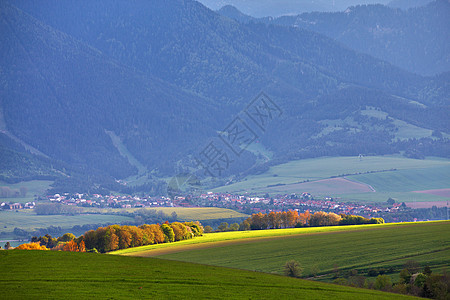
1,0,448,193
221,0,450,76
201,0,398,17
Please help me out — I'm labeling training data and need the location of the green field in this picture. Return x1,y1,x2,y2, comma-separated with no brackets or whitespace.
348,166,450,193
212,156,450,203
0,210,133,238
114,224,395,256
0,180,53,203
84,207,248,221
0,250,417,299
118,222,450,281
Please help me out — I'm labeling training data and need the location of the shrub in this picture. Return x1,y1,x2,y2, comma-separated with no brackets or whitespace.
374,274,392,291
284,260,303,278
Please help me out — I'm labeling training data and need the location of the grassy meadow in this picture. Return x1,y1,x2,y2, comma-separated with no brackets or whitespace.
118,221,450,281
0,180,53,203
83,207,248,221
212,156,450,203
0,210,134,239
113,223,402,256
0,250,417,299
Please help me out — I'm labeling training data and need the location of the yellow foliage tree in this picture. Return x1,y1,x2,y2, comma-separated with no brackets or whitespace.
16,242,48,250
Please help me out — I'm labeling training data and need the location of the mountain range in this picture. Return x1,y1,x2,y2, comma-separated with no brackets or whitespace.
199,0,434,17
1,0,448,194
218,0,450,76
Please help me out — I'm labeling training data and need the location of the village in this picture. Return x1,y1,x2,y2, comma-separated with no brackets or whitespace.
0,191,403,219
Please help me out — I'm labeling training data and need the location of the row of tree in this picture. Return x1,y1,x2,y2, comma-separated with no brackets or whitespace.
28,221,204,253
241,211,384,230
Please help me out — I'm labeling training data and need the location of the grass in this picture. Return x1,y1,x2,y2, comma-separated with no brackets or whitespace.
211,156,450,203
337,191,448,203
212,155,449,194
347,166,450,193
0,250,417,299
0,180,53,203
118,221,450,281
83,207,248,221
113,223,403,255
0,210,134,238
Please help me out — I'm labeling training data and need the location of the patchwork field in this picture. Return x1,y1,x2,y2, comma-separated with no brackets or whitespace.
266,177,374,194
118,221,450,281
0,210,134,238
212,156,450,203
0,180,53,203
84,207,248,221
413,189,450,197
0,250,417,299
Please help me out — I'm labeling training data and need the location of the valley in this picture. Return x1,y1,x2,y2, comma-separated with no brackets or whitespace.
0,0,449,298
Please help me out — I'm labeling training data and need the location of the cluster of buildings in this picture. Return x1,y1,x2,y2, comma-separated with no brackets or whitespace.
190,192,401,216
0,201,35,210
1,191,403,218
46,193,174,209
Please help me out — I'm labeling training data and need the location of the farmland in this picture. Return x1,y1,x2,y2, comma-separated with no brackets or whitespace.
0,210,133,239
119,221,450,281
0,250,417,299
83,207,248,221
0,180,53,203
114,223,397,256
212,156,450,203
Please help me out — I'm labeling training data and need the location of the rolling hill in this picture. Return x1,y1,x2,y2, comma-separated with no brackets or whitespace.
0,250,417,299
117,221,450,280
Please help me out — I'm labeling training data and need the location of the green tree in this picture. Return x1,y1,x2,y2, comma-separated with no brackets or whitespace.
423,265,432,276
399,268,411,284
374,274,392,291
204,225,213,233
160,224,175,243
58,233,76,242
239,220,251,231
229,223,239,231
218,222,229,232
284,260,303,278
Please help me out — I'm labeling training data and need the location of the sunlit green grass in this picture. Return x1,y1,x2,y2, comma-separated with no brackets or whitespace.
0,250,418,299
113,222,437,256
154,221,450,280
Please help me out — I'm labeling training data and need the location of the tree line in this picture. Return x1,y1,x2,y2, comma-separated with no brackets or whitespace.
239,211,384,230
19,221,204,253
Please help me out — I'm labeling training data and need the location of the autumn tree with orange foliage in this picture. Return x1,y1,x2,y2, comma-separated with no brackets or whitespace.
243,210,382,230
63,240,80,252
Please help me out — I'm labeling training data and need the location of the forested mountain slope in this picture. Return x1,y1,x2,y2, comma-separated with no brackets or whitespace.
1,0,448,193
226,0,450,76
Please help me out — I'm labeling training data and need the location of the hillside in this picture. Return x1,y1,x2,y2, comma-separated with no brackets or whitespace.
118,221,450,281
211,156,450,203
262,1,450,76
388,0,434,9
205,0,396,16
0,251,416,299
1,0,448,194
0,2,220,186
